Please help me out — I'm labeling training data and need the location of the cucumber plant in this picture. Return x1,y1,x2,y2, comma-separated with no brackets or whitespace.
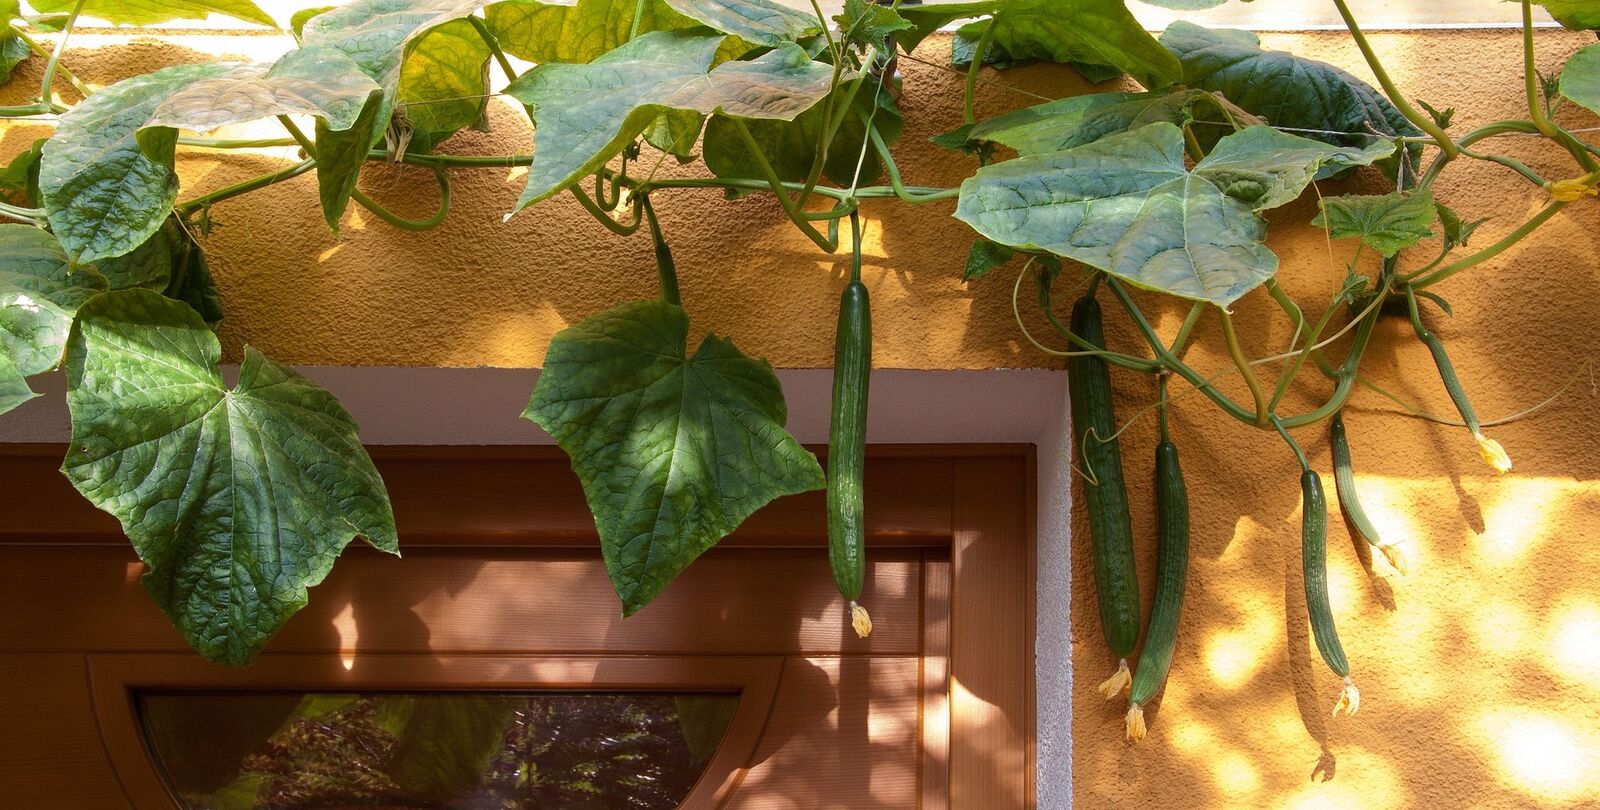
0,0,1592,749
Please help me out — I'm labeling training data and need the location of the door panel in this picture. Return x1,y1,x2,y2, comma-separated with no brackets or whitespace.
0,446,1033,808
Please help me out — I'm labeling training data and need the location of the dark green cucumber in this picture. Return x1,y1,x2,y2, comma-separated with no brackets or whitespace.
1130,440,1189,707
1068,295,1139,660
1301,470,1349,678
1329,412,1382,549
828,279,871,631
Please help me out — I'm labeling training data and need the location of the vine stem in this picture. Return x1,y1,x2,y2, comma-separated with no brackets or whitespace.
1522,0,1600,172
1104,279,1257,424
1409,199,1568,287
14,28,89,99
1219,308,1269,426
640,194,681,305
728,116,840,251
38,0,86,108
176,159,316,215
1272,415,1312,473
1330,0,1458,160
870,127,961,203
963,17,997,125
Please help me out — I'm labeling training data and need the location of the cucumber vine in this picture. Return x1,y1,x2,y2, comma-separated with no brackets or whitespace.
0,0,1595,743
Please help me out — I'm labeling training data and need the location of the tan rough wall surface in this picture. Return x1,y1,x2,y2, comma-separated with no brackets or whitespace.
5,25,1600,809
1065,30,1600,810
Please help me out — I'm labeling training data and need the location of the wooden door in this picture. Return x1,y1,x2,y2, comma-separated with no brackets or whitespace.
0,445,1034,808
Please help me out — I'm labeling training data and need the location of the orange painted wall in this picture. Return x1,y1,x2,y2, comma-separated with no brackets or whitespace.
4,23,1600,809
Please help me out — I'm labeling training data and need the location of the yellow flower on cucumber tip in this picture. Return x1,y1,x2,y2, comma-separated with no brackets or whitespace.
1125,703,1147,742
849,601,873,638
1332,677,1361,717
1379,543,1409,576
1547,178,1598,202
1097,659,1132,700
1474,432,1513,474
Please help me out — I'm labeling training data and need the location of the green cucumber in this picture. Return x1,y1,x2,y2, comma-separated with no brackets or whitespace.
1302,469,1360,715
1127,438,1189,740
1330,411,1405,574
828,278,872,637
1068,294,1139,697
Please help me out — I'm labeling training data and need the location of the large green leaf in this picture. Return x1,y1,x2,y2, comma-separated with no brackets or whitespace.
1537,1,1600,29
140,46,382,140
1560,42,1600,115
952,88,1213,156
702,74,904,186
505,30,833,209
0,225,105,384
658,0,819,47
0,26,29,84
1312,190,1437,257
899,0,1181,90
1159,22,1420,179
62,290,396,666
301,0,492,140
484,0,698,64
40,63,231,264
525,299,825,614
92,217,187,291
954,123,1393,306
0,352,30,416
29,0,274,26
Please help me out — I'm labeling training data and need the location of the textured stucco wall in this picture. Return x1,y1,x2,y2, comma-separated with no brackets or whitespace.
5,22,1600,810
1062,30,1600,810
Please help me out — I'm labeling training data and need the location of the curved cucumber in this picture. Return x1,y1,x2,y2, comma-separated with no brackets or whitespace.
828,280,871,634
1330,412,1382,548
1301,470,1349,678
1130,440,1189,707
1068,295,1139,659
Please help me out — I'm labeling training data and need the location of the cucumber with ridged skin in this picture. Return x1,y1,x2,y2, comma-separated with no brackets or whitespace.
1301,469,1349,678
828,279,872,636
1069,295,1139,660
1131,439,1189,707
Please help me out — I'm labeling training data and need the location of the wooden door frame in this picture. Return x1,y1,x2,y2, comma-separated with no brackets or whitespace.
0,443,1036,808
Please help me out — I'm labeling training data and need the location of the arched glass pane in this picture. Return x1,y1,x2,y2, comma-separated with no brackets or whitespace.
138,691,740,809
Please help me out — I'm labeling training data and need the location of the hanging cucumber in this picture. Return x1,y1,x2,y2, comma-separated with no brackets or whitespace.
1330,412,1406,575
829,213,872,638
1302,468,1360,716
1069,291,1139,699
1405,287,1511,474
1126,403,1189,741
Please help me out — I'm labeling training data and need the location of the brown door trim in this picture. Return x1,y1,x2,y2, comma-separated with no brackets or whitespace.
0,444,1036,808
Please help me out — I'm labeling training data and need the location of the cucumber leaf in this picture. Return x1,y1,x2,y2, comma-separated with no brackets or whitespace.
505,30,833,209
484,0,698,64
0,26,29,84
834,0,912,52
1312,190,1437,257
0,352,30,416
955,123,1394,306
140,46,381,139
963,238,1015,282
702,74,904,186
301,0,493,141
1560,43,1600,116
0,225,106,382
1160,22,1421,181
62,289,396,666
1536,1,1600,30
525,299,825,614
898,0,1181,90
660,0,820,47
27,0,274,26
0,137,45,206
40,63,232,264
952,88,1214,156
